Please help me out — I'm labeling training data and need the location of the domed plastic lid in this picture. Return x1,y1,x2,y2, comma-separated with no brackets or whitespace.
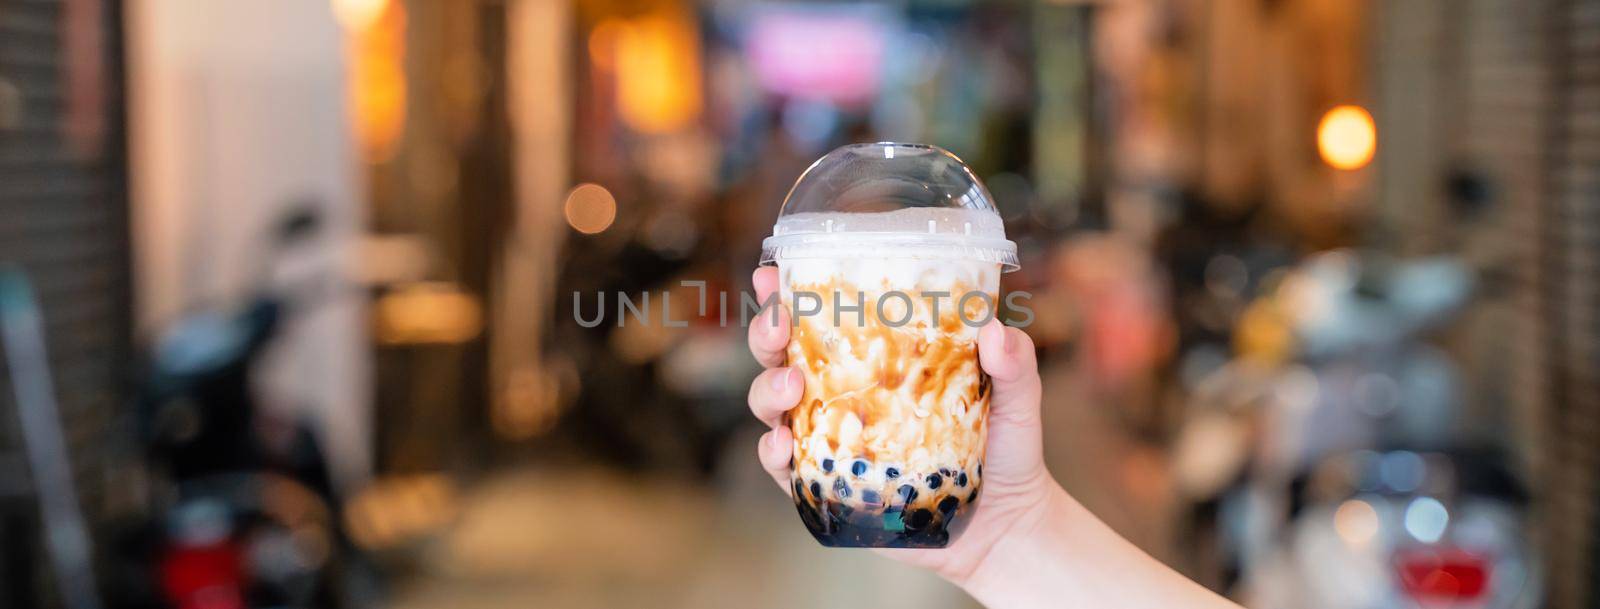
760,143,1019,271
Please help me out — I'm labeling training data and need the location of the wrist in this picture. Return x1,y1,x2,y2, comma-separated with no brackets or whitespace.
956,482,1242,609
952,477,1077,605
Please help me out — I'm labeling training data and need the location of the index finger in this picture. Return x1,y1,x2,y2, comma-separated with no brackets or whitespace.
747,267,788,368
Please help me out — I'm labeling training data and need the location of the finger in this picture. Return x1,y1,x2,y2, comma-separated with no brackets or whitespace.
753,265,779,301
758,425,794,495
976,318,1046,480
978,318,1042,423
748,367,803,428
747,268,789,368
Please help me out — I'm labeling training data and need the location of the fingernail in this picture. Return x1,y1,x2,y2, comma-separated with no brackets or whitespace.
770,367,792,392
1000,327,1014,354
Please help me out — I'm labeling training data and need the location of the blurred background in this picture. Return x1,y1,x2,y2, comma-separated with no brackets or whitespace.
0,0,1596,607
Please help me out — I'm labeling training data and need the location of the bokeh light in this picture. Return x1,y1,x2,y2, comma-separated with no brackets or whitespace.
588,19,623,70
374,282,483,345
331,0,389,32
1380,450,1426,493
1405,497,1450,543
564,183,618,235
612,14,702,134
1317,105,1376,170
345,0,406,162
1334,498,1381,547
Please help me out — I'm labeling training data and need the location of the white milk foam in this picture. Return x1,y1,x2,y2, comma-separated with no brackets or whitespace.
779,257,999,296
771,208,1005,289
763,207,1017,273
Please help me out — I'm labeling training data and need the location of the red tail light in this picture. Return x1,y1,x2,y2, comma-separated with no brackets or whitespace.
160,542,247,609
1396,548,1491,603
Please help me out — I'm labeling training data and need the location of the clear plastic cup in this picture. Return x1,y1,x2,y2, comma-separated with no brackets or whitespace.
760,142,1019,548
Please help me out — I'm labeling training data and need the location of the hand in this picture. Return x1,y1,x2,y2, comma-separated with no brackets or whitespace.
745,267,1241,609
744,266,1056,585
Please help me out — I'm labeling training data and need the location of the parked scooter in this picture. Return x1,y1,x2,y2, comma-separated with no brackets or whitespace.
1172,251,1541,608
117,207,365,609
1266,447,1538,608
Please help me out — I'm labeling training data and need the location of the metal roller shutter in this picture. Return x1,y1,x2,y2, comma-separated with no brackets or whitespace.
1449,0,1600,606
1446,0,1554,505
1382,0,1598,606
0,0,129,606
1544,1,1600,606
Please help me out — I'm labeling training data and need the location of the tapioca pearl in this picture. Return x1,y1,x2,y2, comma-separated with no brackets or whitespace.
938,496,960,515
968,487,979,503
904,508,934,531
821,458,834,473
897,484,919,504
809,481,822,499
860,489,881,505
851,460,869,477
956,472,968,487
939,468,953,478
833,478,852,499
885,467,901,480
926,473,944,489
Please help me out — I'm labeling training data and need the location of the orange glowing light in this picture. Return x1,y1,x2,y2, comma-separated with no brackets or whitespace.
564,183,617,234
374,282,483,345
612,13,702,134
1317,105,1376,170
1334,498,1380,547
496,365,562,439
332,0,389,31
345,0,406,163
588,19,623,70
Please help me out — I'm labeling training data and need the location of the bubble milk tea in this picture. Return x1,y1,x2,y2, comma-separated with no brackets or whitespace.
759,143,1018,548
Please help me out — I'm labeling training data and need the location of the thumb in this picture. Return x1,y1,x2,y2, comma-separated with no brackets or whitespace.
976,318,1045,485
